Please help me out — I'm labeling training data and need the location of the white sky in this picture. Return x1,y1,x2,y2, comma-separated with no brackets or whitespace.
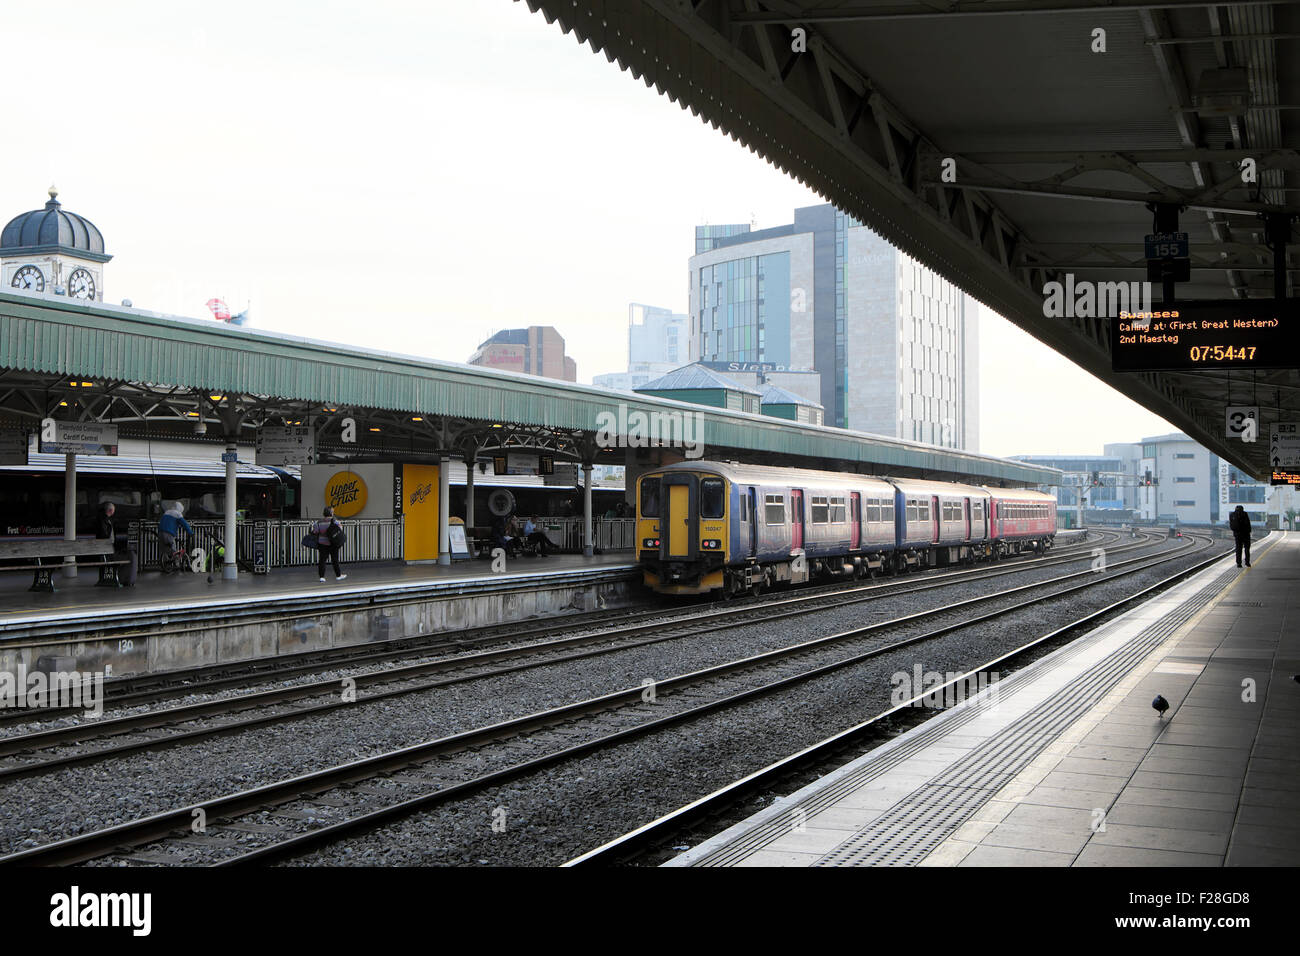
0,0,1175,458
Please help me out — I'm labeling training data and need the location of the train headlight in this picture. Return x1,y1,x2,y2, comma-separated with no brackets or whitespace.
643,538,660,548
702,539,722,550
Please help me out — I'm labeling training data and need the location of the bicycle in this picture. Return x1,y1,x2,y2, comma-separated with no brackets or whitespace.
158,535,199,574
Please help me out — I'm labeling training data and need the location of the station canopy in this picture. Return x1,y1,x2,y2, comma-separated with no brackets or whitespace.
0,291,1056,487
522,0,1300,477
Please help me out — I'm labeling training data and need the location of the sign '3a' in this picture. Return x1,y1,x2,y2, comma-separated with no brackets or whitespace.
1226,406,1258,443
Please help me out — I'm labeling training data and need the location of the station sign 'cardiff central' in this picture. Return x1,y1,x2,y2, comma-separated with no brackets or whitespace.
1110,299,1298,372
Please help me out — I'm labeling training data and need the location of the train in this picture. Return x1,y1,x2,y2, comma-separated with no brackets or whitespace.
636,461,1057,597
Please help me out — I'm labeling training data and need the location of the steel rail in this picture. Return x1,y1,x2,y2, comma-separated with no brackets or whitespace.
0,528,1124,723
561,540,1245,865
0,533,1160,777
0,534,1215,865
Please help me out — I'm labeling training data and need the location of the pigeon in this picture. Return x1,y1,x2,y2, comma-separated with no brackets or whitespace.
1152,695,1170,719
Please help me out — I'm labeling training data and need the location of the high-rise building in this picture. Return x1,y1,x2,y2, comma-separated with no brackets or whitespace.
467,326,577,382
593,304,688,391
688,204,978,449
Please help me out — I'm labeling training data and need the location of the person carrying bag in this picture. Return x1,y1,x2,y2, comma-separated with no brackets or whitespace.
314,506,348,582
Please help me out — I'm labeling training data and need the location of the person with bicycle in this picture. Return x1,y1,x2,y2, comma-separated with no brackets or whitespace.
158,502,193,567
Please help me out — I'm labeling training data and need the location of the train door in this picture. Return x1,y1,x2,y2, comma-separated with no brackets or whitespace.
747,486,758,557
850,492,861,549
791,489,804,550
661,473,697,560
963,497,971,541
931,495,940,544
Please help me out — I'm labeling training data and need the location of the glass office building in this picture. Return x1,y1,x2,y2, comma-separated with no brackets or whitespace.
689,204,978,449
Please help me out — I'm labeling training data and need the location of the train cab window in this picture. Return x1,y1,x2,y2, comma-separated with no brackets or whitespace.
830,497,846,523
699,479,725,519
640,477,661,517
764,494,785,525
811,495,829,523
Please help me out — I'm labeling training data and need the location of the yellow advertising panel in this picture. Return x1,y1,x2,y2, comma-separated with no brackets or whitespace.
402,463,440,561
324,470,368,518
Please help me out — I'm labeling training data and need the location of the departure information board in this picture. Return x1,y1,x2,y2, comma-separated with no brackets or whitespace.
1111,299,1298,372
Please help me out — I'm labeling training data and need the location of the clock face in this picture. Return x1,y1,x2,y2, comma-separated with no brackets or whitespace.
11,265,44,292
67,268,96,301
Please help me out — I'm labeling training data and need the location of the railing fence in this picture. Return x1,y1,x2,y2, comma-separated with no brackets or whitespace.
127,515,634,570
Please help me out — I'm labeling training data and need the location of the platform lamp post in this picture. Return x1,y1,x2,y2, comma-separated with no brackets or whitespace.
464,454,475,528
437,455,451,566
63,452,77,578
582,461,594,557
216,406,245,582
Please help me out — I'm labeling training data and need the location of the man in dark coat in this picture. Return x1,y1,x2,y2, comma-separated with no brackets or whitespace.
1229,505,1252,568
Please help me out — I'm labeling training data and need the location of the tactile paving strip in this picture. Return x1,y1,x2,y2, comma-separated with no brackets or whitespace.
689,563,1235,867
818,567,1233,866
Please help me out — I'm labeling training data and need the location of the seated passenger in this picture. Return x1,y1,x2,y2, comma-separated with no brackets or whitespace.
522,516,557,557
491,515,519,557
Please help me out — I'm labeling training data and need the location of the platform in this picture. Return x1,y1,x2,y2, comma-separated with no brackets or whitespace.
0,553,640,679
670,532,1299,867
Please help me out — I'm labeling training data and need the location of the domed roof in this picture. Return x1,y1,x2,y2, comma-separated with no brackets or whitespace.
1,187,111,262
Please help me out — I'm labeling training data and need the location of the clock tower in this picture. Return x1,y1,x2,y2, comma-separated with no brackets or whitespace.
0,187,111,301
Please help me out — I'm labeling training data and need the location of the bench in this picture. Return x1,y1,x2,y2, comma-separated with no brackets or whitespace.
463,526,550,558
0,539,128,592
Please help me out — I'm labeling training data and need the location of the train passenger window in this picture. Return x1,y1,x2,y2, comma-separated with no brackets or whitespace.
811,495,829,523
700,479,725,519
739,496,748,522
641,477,661,517
918,502,930,521
906,501,917,522
764,494,785,525
883,502,894,524
830,497,846,523
866,501,880,522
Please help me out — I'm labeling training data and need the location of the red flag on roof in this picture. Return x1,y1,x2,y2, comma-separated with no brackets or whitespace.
205,298,231,321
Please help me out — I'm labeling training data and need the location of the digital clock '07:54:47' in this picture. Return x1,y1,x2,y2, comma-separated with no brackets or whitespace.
1189,345,1258,361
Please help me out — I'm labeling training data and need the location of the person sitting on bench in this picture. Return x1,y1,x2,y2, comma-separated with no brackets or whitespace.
491,514,519,557
522,516,557,556
95,502,118,584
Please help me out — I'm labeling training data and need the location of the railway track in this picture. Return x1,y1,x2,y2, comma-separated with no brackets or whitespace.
566,538,1245,865
0,531,1159,779
0,531,1220,866
0,528,1123,726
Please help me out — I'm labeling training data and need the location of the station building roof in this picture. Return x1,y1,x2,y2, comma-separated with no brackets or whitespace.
761,384,821,409
636,363,764,396
0,289,1059,486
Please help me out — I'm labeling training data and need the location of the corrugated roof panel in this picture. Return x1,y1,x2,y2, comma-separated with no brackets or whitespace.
0,292,1059,485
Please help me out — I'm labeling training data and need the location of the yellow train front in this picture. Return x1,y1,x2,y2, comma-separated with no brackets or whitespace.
636,463,733,596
